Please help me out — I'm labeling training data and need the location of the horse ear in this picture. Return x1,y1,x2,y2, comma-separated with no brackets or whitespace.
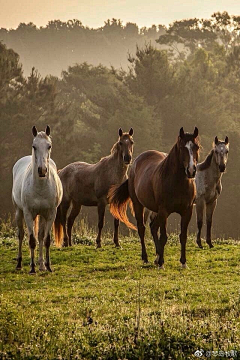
179,127,184,139
225,136,229,144
32,126,38,137
215,136,219,145
129,128,133,136
119,128,123,137
193,127,198,138
45,125,50,136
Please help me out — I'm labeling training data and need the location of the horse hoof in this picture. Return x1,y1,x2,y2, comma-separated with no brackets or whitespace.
154,255,159,265
96,244,102,249
39,267,46,272
29,269,36,275
46,266,52,272
196,241,203,249
181,263,188,269
208,244,214,249
158,265,165,270
16,266,22,271
142,259,148,264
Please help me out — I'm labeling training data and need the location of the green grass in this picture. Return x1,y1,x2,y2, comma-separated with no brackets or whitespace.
0,232,240,360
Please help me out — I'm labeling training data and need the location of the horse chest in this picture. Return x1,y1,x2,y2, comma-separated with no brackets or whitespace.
24,187,56,212
164,184,194,213
204,186,218,203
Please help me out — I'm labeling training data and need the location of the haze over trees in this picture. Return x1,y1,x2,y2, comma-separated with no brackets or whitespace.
1,12,240,237
0,19,165,76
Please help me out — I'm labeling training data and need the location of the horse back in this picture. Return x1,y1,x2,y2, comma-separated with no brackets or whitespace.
59,158,126,205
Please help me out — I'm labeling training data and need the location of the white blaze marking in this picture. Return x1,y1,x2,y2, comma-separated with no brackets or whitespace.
185,141,194,174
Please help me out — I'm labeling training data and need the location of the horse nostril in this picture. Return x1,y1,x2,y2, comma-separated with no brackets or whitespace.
219,165,226,172
38,167,47,177
124,155,131,163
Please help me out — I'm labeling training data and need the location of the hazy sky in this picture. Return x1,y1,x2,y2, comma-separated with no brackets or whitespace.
0,0,239,29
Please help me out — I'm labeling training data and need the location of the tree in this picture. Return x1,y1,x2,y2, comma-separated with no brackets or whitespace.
127,44,175,106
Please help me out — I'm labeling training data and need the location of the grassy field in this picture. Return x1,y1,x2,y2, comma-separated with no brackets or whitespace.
0,227,240,360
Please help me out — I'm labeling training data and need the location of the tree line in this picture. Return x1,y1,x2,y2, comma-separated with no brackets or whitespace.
1,11,240,237
0,18,165,76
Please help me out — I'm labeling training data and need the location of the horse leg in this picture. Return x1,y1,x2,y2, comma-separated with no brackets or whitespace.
127,181,147,262
133,201,147,263
67,202,81,246
113,217,120,247
206,200,217,249
149,212,161,264
15,207,24,270
45,233,52,272
180,207,193,268
196,199,204,249
143,208,150,225
38,216,46,271
43,210,57,272
156,214,168,269
61,200,71,247
24,210,36,274
96,201,106,248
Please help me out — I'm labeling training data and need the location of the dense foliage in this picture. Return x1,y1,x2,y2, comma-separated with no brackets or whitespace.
1,12,240,237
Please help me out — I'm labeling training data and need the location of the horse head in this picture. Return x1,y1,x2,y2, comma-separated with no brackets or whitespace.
32,125,52,178
214,136,229,173
117,128,134,165
178,127,199,178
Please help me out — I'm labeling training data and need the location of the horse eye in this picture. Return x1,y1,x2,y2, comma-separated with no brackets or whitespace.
48,145,52,150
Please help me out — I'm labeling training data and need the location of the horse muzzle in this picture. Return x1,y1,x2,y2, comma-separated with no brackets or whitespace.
123,155,132,165
38,167,47,177
186,166,196,179
219,164,226,173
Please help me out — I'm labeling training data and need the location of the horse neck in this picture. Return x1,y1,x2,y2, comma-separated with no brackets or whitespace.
161,144,185,179
110,151,129,179
209,153,222,181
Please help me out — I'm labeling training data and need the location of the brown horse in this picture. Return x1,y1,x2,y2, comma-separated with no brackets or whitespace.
54,128,134,247
109,127,199,268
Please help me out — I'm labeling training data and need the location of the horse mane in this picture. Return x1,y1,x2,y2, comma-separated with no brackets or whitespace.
159,135,200,175
197,149,214,171
110,141,119,155
158,143,180,175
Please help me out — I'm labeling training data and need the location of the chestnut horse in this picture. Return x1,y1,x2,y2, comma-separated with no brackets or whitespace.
54,128,134,247
109,127,199,268
195,136,229,248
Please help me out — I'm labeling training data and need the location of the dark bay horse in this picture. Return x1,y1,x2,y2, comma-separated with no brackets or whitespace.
195,136,229,248
54,128,134,247
109,127,199,268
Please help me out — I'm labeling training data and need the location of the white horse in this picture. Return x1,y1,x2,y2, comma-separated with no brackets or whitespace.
12,126,63,274
195,136,229,248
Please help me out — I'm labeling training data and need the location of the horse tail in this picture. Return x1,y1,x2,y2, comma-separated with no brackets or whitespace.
109,180,137,230
53,206,63,247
